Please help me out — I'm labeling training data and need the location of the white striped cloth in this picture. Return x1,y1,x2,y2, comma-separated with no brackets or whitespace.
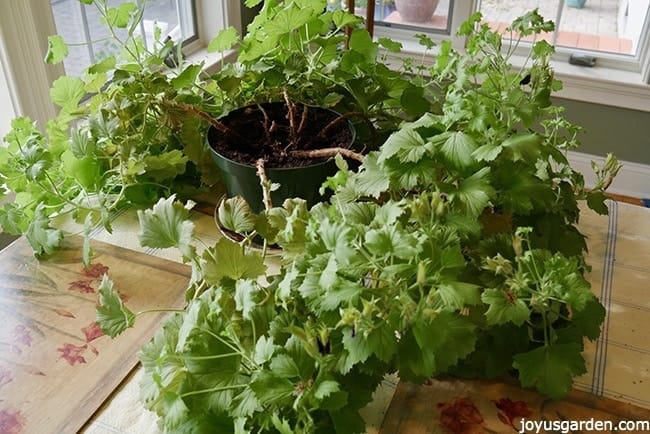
575,200,650,409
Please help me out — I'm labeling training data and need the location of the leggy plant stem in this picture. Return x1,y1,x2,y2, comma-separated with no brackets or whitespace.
297,104,309,135
175,101,246,143
307,111,375,152
258,103,274,147
291,147,364,162
136,307,186,316
256,158,274,211
180,384,247,398
283,90,298,143
317,112,361,139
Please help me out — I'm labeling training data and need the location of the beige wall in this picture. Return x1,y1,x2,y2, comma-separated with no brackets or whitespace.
0,60,16,140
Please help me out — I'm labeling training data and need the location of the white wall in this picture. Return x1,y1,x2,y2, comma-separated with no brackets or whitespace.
0,52,16,141
618,0,650,51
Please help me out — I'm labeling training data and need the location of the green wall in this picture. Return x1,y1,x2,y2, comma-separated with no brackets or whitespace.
556,97,650,166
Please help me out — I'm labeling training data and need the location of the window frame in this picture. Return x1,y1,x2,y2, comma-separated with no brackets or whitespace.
0,0,241,131
372,0,650,111
2,0,650,121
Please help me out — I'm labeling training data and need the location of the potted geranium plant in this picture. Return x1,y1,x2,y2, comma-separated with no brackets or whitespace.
207,98,359,213
0,0,430,258
96,8,620,434
204,0,434,213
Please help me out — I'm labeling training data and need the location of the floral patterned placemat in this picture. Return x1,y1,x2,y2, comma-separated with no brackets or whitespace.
0,236,190,434
380,378,650,434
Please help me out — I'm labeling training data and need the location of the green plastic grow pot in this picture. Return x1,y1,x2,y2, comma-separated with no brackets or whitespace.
208,103,356,214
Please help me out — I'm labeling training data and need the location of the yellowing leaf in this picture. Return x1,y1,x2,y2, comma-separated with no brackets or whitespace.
50,76,85,112
45,35,68,64
207,26,239,53
171,64,202,90
61,150,100,190
103,2,138,28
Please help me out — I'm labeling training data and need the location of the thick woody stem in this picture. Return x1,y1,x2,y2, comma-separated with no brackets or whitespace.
255,158,274,211
297,104,309,135
290,147,364,163
283,90,298,142
257,104,273,147
177,101,246,143
316,111,375,147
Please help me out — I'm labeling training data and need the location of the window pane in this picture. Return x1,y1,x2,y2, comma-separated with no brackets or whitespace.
479,0,647,57
380,0,451,31
51,0,196,77
328,0,452,33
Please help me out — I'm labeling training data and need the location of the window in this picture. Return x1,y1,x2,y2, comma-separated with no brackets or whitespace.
337,0,472,49
350,0,650,111
344,0,453,33
0,1,240,128
478,0,650,72
50,0,198,76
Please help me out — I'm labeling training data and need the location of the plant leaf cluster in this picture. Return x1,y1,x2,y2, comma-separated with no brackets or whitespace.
9,2,619,433
1,0,428,261
211,0,432,144
0,0,213,261
96,12,618,430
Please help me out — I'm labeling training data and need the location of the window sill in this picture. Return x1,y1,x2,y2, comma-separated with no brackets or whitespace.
184,45,237,73
185,26,650,114
548,61,650,112
383,41,650,113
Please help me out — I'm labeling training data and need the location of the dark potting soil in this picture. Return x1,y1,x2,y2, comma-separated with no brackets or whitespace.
208,102,354,168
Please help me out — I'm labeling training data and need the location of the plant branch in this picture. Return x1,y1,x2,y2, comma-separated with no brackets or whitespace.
257,103,274,147
180,384,247,398
297,104,309,135
283,89,298,143
315,111,372,145
135,307,186,316
175,101,246,142
291,147,363,162
256,158,274,211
